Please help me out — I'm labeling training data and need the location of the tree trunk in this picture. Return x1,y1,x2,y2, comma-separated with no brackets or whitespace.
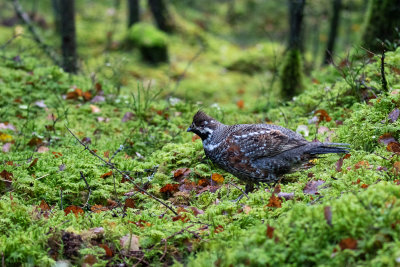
51,0,61,33
148,0,172,33
288,0,306,50
323,0,342,65
280,0,306,100
362,0,400,52
59,0,78,73
127,0,140,28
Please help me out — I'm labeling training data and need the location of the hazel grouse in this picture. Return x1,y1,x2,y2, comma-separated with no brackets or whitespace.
187,111,349,193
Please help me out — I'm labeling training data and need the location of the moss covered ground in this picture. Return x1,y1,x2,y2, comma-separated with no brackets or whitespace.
1,1,400,266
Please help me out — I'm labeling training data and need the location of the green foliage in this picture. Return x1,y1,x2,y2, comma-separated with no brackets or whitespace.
280,49,303,100
127,22,168,48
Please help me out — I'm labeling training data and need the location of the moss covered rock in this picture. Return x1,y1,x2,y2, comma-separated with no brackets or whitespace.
127,22,169,63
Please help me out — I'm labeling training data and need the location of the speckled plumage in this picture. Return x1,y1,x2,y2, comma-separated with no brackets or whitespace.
187,111,349,190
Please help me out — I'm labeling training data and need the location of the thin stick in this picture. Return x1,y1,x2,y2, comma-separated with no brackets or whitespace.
66,126,178,215
228,182,249,199
79,171,92,208
35,174,50,180
12,0,61,66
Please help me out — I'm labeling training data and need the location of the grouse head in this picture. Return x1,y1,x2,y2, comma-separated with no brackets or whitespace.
187,111,221,141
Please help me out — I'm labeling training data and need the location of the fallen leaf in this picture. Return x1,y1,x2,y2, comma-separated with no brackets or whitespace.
336,157,344,172
354,161,370,169
197,185,220,194
214,225,224,233
172,214,189,222
28,158,39,169
39,200,50,211
273,184,281,194
101,171,113,178
64,205,84,217
27,137,42,147
339,238,357,250
315,109,332,122
91,95,105,103
82,91,92,101
266,225,275,239
236,99,244,109
83,254,97,266
2,143,11,152
303,180,325,195
81,137,92,145
211,173,224,184
197,179,209,187
52,151,62,158
267,194,282,208
160,184,180,196
0,170,13,181
190,206,204,216
387,142,400,155
378,133,396,145
124,198,135,209
98,244,113,257
120,234,140,252
192,135,201,142
90,105,101,113
243,205,252,214
121,112,134,122
0,122,16,131
0,132,13,142
344,153,351,159
324,206,332,227
361,183,369,188
393,162,400,176
173,168,191,180
59,164,66,171
91,204,108,213
104,151,110,158
37,146,49,153
34,100,47,108
129,219,151,228
277,192,294,200
388,108,399,123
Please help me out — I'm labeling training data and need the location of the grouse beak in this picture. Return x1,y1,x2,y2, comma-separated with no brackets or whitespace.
187,127,192,132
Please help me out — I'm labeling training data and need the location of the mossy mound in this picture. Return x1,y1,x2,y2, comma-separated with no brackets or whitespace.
127,22,169,63
280,48,304,100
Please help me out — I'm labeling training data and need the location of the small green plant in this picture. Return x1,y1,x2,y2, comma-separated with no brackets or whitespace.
131,82,163,120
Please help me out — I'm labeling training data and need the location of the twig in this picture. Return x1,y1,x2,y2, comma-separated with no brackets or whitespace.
109,144,124,163
381,49,388,92
228,182,249,199
173,47,204,91
66,126,178,216
35,174,49,180
79,171,92,208
60,188,63,210
12,0,60,66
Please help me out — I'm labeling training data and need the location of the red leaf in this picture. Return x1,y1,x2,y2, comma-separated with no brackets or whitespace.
266,225,275,239
197,179,210,187
213,225,224,233
314,109,332,122
98,244,113,257
0,170,13,181
236,100,244,109
339,238,357,250
101,171,113,179
160,183,180,193
39,200,50,211
173,168,191,180
361,183,369,189
387,142,400,155
172,214,189,222
52,151,62,158
211,173,224,184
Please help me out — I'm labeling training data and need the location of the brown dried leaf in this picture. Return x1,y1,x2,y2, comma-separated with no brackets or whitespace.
39,200,50,211
378,133,396,145
64,205,84,217
190,206,204,216
354,161,370,169
83,254,97,265
267,194,282,208
104,151,110,158
91,204,108,213
27,137,43,147
28,158,39,169
160,183,179,193
173,168,191,180
124,198,135,209
336,157,344,172
266,225,275,239
303,180,325,195
192,135,201,142
214,225,224,233
387,142,400,155
82,91,92,101
393,162,400,176
120,234,140,252
315,109,332,122
237,99,244,109
0,170,13,181
98,244,113,257
339,238,357,250
100,171,113,179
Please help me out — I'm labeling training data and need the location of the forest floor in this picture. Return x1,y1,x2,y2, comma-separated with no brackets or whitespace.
1,1,400,266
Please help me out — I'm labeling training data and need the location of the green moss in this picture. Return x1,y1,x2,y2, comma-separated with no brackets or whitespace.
127,22,168,48
280,49,304,100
